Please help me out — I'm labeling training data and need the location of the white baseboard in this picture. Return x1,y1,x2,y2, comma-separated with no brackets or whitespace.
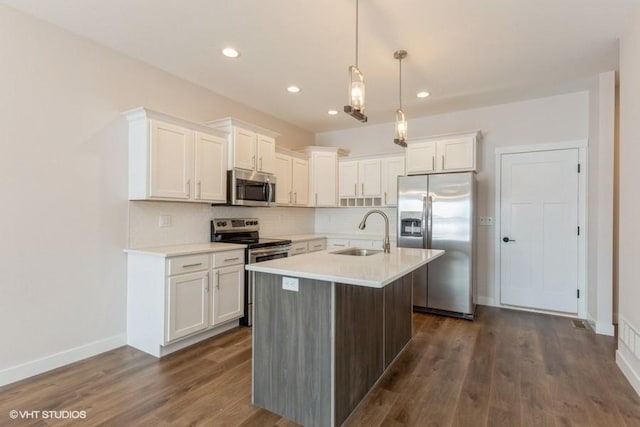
595,321,615,336
0,334,126,387
616,347,640,395
476,296,496,307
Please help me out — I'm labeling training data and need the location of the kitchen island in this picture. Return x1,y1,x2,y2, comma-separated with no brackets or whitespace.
246,247,444,427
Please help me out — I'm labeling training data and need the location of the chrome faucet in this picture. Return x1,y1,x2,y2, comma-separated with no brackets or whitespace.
358,209,391,253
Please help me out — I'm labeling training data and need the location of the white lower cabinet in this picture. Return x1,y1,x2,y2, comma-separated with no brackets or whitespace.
167,270,209,342
127,248,245,358
212,264,244,325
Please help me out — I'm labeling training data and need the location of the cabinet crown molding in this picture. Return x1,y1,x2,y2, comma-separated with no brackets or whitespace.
295,146,350,157
405,130,482,145
206,117,280,139
122,107,229,138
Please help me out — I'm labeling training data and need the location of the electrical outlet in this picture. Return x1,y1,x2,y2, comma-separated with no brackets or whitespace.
479,216,494,226
158,215,171,228
282,277,299,292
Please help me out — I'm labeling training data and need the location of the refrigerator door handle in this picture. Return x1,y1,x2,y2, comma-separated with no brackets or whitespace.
427,195,433,248
422,196,429,249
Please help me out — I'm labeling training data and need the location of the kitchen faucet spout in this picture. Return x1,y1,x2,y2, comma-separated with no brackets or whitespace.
358,209,391,253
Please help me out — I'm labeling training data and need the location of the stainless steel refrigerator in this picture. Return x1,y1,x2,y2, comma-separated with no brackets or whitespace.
397,172,476,319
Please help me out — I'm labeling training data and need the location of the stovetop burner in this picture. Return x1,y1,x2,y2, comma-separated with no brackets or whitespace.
211,218,291,249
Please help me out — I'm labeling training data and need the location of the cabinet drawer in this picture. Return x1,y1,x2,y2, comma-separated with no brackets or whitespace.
289,241,308,256
212,250,245,268
307,239,326,252
327,239,350,250
167,254,210,276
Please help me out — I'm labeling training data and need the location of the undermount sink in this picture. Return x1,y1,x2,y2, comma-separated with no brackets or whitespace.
330,248,383,256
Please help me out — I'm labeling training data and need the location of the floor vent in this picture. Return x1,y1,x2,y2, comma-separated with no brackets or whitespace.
571,320,587,329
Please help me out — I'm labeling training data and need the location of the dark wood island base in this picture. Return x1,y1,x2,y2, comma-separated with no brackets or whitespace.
252,271,413,427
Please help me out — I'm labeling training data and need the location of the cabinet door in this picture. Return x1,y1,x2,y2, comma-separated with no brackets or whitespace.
358,159,382,197
212,264,244,325
194,132,227,202
257,135,276,174
233,128,256,171
291,158,309,205
382,157,405,206
149,120,193,199
339,161,359,197
167,270,209,342
406,141,436,175
312,152,337,206
274,153,292,205
437,136,475,171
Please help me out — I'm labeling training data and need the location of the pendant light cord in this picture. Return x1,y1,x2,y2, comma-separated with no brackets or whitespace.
355,0,359,68
399,56,402,110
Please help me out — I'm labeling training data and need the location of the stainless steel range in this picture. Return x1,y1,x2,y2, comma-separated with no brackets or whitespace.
211,218,291,326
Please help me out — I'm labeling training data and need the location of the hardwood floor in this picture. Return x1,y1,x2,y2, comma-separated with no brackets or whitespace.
1,306,639,426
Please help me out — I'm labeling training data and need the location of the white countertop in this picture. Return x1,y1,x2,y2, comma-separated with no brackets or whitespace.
246,247,444,288
124,242,246,257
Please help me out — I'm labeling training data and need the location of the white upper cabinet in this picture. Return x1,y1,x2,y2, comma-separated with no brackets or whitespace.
339,161,359,197
194,131,227,202
207,118,279,175
381,156,405,206
257,135,276,174
149,120,193,200
297,148,340,207
339,159,382,198
291,157,309,206
406,131,479,175
125,108,228,203
358,159,382,197
274,153,292,204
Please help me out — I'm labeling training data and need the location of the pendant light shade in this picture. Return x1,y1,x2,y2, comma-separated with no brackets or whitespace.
344,0,368,123
393,50,408,147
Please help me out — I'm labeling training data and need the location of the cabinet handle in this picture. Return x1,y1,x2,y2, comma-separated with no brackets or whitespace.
441,155,444,169
431,156,435,171
186,179,191,198
197,180,202,199
260,157,263,170
354,183,357,195
333,244,346,247
252,155,256,168
182,262,202,268
384,192,387,205
216,270,220,290
361,183,364,195
315,193,318,205
224,257,240,262
294,192,297,204
289,191,292,204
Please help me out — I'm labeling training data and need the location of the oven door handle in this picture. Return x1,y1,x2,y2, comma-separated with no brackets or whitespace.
249,245,291,256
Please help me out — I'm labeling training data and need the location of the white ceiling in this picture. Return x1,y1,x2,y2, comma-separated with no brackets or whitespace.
3,0,636,133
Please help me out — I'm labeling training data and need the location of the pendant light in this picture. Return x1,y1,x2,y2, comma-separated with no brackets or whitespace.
344,0,367,123
393,50,408,147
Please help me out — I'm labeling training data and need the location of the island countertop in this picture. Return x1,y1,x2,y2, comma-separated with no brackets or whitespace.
246,247,444,288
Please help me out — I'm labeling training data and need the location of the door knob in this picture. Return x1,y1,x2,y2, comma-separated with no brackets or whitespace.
502,237,515,242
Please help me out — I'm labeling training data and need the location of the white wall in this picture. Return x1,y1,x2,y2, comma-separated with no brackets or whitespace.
617,3,640,395
587,72,616,335
315,207,397,242
316,92,591,308
0,5,314,386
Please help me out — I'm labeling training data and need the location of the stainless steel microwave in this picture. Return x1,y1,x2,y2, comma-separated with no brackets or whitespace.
227,169,276,206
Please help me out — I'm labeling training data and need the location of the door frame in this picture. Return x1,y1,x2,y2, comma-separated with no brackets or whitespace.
494,140,588,319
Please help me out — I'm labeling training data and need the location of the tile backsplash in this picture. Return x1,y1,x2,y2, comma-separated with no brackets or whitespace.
127,201,315,248
314,207,397,238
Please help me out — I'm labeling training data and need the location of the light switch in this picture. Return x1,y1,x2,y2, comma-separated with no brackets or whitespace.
282,277,299,292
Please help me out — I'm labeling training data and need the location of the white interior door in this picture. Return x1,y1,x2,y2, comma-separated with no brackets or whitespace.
500,148,580,314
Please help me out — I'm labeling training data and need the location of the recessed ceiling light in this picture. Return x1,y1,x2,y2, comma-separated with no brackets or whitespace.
417,91,430,98
328,110,338,115
222,47,240,58
287,85,301,93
